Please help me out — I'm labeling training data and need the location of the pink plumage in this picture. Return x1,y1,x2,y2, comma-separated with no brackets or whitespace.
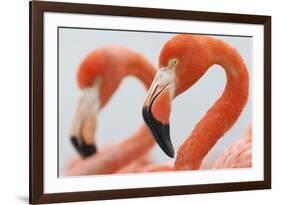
213,126,252,169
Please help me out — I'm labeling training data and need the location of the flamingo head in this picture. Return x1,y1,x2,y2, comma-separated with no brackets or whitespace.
142,34,212,158
70,48,123,158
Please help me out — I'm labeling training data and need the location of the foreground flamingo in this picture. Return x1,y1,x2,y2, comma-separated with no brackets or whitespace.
142,34,251,171
67,46,157,175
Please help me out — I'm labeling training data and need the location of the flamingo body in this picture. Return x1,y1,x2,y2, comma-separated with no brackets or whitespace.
213,126,252,169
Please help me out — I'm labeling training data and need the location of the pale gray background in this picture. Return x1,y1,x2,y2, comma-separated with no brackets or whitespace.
58,28,252,176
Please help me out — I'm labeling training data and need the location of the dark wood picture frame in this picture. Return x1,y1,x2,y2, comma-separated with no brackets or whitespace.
30,0,271,204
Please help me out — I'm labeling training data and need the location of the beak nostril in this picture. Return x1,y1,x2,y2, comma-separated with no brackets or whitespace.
70,136,97,158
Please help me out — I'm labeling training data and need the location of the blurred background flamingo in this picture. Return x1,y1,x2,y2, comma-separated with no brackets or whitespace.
142,34,252,171
67,46,157,175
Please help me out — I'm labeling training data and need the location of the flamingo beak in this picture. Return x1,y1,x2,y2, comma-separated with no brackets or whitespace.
142,69,176,158
70,84,100,158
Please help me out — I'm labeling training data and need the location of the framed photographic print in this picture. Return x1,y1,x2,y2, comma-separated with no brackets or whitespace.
29,0,271,204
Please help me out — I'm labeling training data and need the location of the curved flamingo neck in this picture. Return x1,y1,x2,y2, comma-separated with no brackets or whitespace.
174,39,249,170
121,51,156,89
99,47,155,107
115,52,156,170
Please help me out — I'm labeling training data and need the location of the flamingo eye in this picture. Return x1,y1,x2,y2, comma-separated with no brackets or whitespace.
168,58,180,68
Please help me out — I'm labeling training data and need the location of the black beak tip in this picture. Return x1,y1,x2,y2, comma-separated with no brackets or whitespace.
70,137,97,158
159,134,174,158
165,145,175,158
142,106,175,158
